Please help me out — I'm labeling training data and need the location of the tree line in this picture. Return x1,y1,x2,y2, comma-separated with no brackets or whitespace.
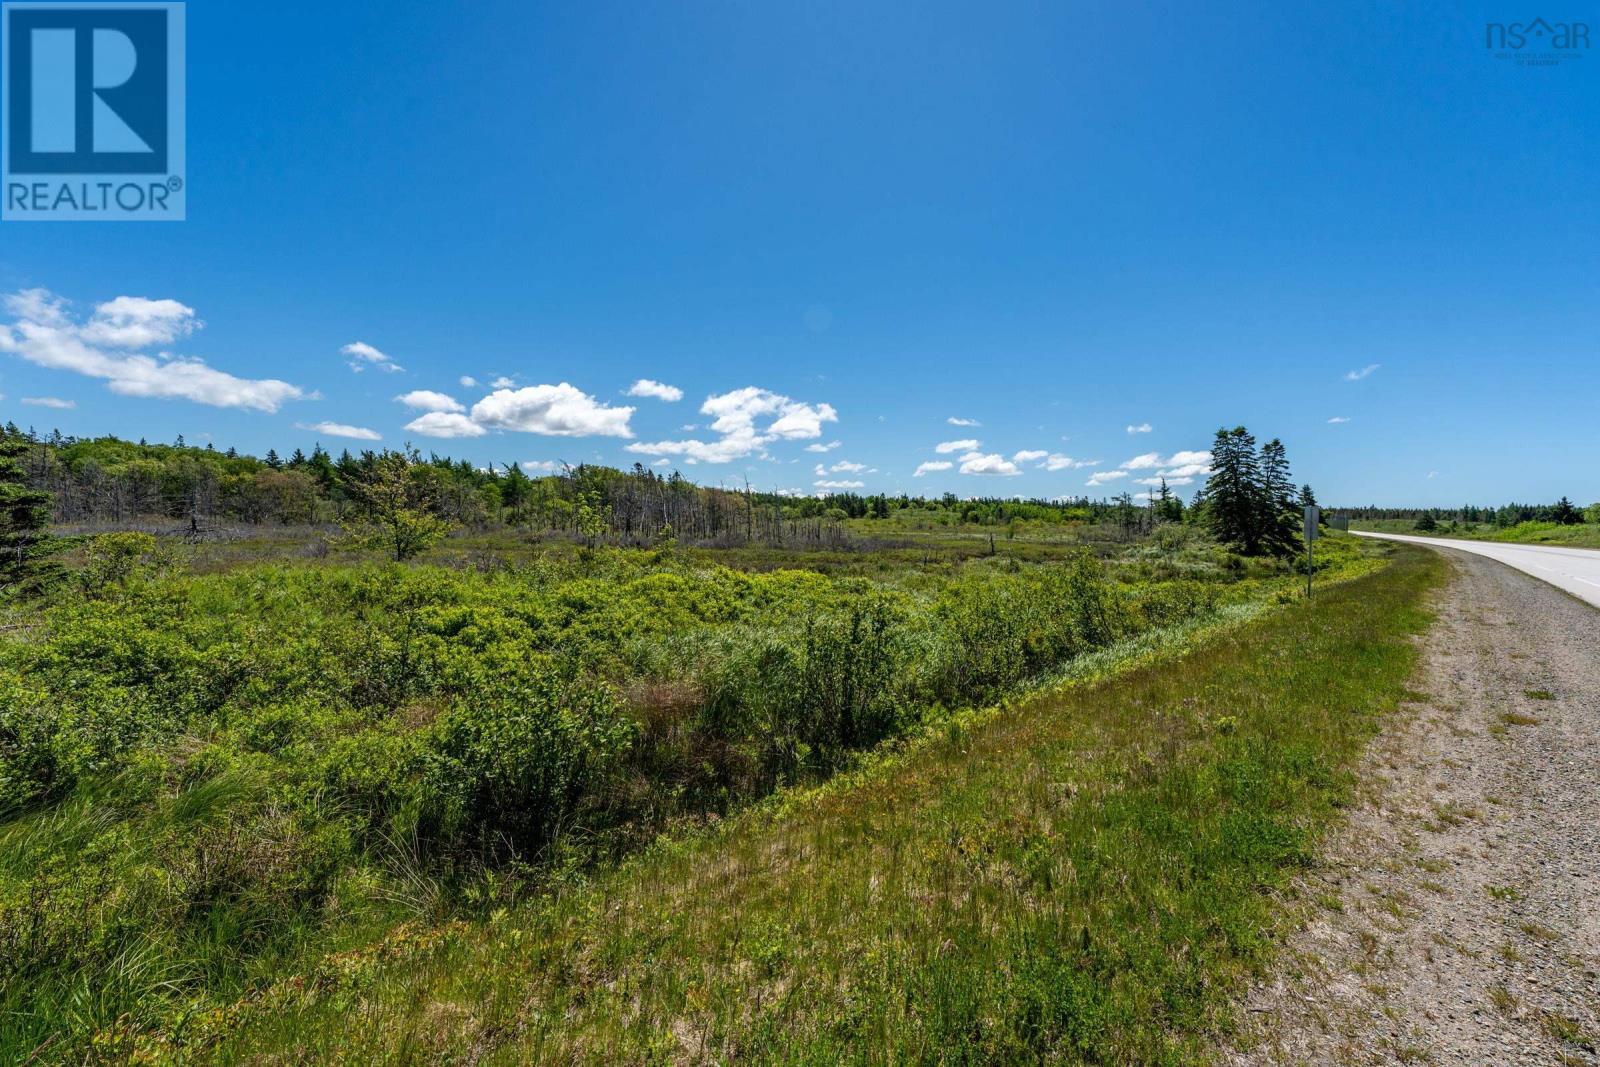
1344,499,1598,528
3,421,1330,576
1,423,1192,537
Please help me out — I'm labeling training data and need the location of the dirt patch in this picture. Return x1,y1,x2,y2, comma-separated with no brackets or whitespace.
1229,549,1600,1066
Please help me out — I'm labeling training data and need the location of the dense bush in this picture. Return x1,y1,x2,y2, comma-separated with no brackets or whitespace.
0,540,1231,1056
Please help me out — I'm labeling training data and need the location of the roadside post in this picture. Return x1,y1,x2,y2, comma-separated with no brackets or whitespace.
1303,505,1320,598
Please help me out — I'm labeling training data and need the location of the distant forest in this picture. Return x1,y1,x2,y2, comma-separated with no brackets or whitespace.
1343,501,1599,527
3,423,1181,544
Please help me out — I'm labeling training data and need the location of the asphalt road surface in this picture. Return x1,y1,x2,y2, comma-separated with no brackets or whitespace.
1353,530,1600,610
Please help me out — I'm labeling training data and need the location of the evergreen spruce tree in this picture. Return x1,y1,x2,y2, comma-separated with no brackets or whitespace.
1203,426,1266,554
1258,438,1301,557
0,427,55,592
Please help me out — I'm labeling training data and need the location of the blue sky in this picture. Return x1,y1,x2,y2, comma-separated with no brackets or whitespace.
1,0,1596,505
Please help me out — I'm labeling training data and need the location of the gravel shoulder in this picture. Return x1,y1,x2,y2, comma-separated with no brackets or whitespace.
1229,548,1600,1066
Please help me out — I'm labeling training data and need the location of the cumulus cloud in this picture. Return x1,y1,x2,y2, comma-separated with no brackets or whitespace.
80,296,198,348
395,389,464,413
1043,454,1097,471
342,341,403,374
913,461,952,476
0,289,305,412
404,411,487,438
295,421,382,441
816,459,871,475
1345,363,1380,381
814,478,866,489
520,460,561,473
1327,416,1350,424
1012,449,1049,463
471,383,635,437
21,396,74,409
1126,422,1153,434
1087,470,1129,487
947,416,981,427
1117,449,1212,481
934,438,980,454
805,440,841,453
626,378,683,402
459,375,478,387
1135,475,1194,487
490,376,516,389
959,451,1021,476
627,386,837,464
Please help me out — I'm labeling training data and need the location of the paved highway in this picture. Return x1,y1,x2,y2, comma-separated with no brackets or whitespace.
1353,531,1600,610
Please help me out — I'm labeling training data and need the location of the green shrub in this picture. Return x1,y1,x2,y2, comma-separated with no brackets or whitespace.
420,670,636,857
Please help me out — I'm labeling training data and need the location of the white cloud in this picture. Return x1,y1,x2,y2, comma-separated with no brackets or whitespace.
913,460,953,476
1327,416,1350,424
935,438,980,454
80,296,198,348
821,459,869,473
295,420,381,441
1126,422,1153,434
805,440,841,453
1012,449,1049,463
458,375,478,388
1116,449,1212,481
490,376,516,389
520,460,561,473
1087,470,1129,487
947,416,981,427
20,396,75,409
405,412,487,438
0,289,305,412
1427,470,1438,479
814,478,865,490
1345,363,1380,381
1135,475,1194,487
395,389,464,413
627,386,837,464
1043,454,1097,471
959,451,1021,476
471,383,635,437
626,378,683,402
342,341,403,374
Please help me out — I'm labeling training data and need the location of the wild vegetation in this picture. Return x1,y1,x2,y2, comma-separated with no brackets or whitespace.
0,423,1400,1062
145,541,1439,1064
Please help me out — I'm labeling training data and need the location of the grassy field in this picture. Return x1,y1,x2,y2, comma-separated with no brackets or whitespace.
0,524,1411,1062
1352,518,1600,549
19,534,1435,1064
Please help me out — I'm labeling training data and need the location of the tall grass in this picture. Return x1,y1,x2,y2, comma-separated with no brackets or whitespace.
137,542,1442,1064
0,534,1332,1061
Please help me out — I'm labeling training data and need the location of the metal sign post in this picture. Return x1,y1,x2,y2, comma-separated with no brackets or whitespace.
1303,505,1320,598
